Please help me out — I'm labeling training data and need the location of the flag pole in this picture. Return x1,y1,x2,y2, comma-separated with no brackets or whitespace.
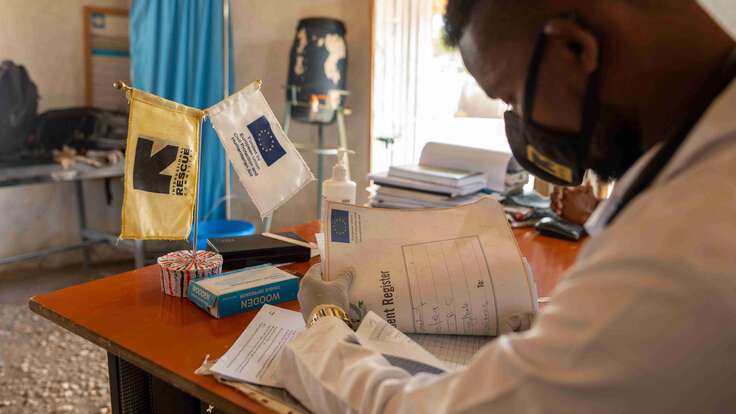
191,118,205,269
113,80,131,95
223,0,232,220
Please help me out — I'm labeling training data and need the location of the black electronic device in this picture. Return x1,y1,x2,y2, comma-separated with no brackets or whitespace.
535,217,586,241
206,232,311,271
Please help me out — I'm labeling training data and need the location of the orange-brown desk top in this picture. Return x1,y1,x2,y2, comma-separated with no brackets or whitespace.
29,221,583,414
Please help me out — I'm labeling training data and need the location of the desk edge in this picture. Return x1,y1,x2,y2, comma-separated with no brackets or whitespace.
27,298,280,414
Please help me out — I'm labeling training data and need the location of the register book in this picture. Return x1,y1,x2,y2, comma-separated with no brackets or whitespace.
323,197,538,337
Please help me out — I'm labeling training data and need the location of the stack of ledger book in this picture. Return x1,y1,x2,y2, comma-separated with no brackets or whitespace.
368,166,487,209
368,142,524,209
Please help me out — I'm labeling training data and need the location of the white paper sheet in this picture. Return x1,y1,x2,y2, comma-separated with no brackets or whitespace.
315,232,326,260
210,304,305,386
208,307,490,393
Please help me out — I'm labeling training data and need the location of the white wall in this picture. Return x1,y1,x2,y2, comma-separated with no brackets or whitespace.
0,0,372,274
229,0,373,230
0,0,129,273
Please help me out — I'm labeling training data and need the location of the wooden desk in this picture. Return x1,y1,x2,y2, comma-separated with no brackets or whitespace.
29,221,582,414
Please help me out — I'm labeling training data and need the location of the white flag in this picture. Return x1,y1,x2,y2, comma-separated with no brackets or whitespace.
207,81,315,218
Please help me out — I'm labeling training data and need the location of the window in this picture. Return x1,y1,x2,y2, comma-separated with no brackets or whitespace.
371,0,510,173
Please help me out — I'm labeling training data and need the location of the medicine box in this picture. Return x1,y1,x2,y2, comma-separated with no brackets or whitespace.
187,264,299,318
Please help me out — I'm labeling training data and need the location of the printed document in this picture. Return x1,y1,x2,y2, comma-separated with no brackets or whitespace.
324,197,537,336
210,304,305,386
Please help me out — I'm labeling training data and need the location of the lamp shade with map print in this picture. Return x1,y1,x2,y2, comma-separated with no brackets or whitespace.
287,17,348,124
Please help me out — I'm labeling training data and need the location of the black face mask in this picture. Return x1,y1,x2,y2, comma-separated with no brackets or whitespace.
504,28,640,186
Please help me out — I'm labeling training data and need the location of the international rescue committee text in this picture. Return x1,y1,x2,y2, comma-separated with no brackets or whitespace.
380,270,397,327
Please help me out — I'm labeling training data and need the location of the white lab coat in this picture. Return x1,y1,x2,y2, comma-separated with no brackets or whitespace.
276,80,736,414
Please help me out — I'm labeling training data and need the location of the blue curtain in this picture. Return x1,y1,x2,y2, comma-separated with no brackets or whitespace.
130,0,234,223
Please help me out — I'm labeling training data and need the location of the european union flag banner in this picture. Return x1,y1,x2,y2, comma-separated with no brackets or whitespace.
331,209,350,243
208,81,315,217
247,116,287,166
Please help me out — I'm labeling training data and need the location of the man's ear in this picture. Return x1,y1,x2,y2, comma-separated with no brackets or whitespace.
544,18,599,74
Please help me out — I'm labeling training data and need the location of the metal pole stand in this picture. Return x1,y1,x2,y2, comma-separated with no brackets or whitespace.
264,85,351,231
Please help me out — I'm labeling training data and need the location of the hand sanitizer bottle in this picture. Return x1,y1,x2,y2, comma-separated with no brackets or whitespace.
321,149,356,228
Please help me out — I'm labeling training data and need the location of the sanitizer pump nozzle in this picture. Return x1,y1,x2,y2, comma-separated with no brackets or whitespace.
323,148,356,203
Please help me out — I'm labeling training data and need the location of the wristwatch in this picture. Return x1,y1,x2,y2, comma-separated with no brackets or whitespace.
308,304,353,329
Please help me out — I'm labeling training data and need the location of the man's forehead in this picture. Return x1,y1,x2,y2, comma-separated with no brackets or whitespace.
459,22,531,81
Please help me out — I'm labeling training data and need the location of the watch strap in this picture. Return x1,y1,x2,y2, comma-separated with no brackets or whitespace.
307,304,352,329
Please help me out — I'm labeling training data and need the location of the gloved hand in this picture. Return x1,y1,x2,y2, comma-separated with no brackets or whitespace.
298,263,355,321
499,312,536,334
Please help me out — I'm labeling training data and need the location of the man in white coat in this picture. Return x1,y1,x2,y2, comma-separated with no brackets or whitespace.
277,0,736,412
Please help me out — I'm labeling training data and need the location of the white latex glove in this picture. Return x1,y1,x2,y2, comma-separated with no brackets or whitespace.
298,263,355,321
499,312,536,334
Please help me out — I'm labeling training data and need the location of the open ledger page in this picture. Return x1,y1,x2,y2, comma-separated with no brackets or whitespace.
324,197,537,336
356,311,492,372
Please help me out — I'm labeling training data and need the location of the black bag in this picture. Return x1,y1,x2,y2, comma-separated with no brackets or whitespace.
32,107,128,152
0,61,39,154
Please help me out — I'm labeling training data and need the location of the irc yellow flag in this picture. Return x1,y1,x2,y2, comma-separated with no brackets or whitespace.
120,89,204,240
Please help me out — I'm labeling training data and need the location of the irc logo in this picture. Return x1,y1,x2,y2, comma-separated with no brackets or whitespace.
133,136,193,196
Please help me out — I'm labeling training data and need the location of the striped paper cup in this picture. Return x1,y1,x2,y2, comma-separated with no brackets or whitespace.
157,250,223,297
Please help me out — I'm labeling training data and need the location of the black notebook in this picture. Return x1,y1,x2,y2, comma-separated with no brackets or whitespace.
206,232,311,271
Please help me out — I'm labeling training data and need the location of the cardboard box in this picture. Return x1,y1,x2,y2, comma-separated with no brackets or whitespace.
187,264,299,318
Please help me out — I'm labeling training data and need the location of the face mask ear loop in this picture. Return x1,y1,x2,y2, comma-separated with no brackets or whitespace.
578,68,601,171
527,20,600,173
522,31,549,125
